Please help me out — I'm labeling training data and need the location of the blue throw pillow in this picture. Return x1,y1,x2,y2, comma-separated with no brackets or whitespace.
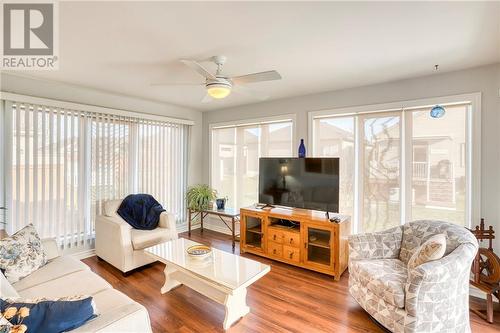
0,296,97,333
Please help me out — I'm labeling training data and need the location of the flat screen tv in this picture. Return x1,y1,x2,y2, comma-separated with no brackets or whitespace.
258,157,339,212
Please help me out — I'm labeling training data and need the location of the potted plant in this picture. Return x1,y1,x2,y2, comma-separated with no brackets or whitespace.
186,184,217,211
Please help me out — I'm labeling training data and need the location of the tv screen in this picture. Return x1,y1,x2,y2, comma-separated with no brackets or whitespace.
258,157,339,212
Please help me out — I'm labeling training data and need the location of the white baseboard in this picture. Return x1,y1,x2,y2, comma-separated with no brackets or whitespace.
71,249,96,260
197,215,240,236
177,222,200,233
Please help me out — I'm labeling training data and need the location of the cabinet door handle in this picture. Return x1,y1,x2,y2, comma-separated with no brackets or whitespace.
289,238,293,244
304,242,307,248
289,252,293,259
273,249,276,254
273,235,276,241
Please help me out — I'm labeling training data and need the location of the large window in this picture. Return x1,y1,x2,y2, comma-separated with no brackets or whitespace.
211,118,294,209
4,99,190,249
312,96,479,232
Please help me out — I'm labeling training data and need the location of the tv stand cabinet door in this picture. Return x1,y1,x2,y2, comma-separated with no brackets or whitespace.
240,211,266,254
302,224,335,272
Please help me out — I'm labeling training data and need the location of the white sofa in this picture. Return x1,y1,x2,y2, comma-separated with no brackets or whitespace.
95,199,178,274
8,238,152,332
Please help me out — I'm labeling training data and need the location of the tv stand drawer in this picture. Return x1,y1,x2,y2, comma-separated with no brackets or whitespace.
283,246,300,263
268,229,284,244
283,232,300,248
267,241,283,257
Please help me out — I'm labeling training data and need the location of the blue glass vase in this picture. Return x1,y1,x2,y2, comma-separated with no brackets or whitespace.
298,139,306,158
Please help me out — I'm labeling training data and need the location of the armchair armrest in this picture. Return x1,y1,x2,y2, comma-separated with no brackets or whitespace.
95,215,133,268
405,242,478,317
348,225,403,262
41,238,60,260
158,212,178,240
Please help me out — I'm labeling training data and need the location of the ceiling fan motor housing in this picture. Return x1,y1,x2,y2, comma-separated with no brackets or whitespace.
206,77,232,89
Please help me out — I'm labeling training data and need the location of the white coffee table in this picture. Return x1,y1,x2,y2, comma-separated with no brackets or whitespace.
145,238,270,330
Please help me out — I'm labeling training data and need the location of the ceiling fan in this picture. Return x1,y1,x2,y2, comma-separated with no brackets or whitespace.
152,55,282,101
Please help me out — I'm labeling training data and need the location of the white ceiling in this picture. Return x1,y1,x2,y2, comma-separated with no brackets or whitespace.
15,1,500,111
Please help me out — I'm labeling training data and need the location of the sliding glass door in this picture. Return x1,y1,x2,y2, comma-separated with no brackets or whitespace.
312,116,355,219
5,100,190,249
312,100,474,233
361,113,401,232
410,105,467,225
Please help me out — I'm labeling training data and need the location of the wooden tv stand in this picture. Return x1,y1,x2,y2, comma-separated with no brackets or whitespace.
239,206,351,281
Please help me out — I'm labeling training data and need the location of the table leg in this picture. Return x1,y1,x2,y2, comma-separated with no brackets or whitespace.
201,212,204,233
232,217,235,252
223,288,250,330
188,209,192,236
161,264,181,294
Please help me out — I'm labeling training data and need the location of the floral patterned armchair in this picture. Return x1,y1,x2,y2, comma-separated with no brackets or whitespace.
348,220,478,333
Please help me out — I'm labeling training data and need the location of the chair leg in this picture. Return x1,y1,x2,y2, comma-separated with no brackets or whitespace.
487,293,494,323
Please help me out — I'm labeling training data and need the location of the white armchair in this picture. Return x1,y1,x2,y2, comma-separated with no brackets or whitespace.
95,199,178,274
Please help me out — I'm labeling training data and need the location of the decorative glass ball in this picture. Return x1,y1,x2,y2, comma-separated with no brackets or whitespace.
430,105,446,118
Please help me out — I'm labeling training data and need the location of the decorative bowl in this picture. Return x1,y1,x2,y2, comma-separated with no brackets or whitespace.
186,245,212,259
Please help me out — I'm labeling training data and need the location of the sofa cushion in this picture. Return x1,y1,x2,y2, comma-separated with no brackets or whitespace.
0,271,19,298
18,270,111,299
71,289,151,333
350,259,407,308
407,234,446,270
131,228,171,250
12,256,89,292
0,224,47,283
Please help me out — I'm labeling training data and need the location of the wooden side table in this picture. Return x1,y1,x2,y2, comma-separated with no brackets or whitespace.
188,207,240,251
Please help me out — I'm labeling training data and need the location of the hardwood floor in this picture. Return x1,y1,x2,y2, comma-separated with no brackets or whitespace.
83,229,500,333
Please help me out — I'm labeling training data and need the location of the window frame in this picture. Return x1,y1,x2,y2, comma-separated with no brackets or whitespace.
308,93,481,231
209,114,297,209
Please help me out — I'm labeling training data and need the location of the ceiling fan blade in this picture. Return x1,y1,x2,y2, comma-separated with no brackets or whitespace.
180,59,216,80
232,85,269,101
231,70,281,85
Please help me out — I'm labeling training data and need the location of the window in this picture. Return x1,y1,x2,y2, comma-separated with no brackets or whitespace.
211,118,294,209
4,99,190,249
312,95,479,232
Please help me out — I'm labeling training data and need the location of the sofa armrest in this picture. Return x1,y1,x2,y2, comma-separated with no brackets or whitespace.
158,212,178,240
41,238,60,260
348,225,403,262
405,242,478,317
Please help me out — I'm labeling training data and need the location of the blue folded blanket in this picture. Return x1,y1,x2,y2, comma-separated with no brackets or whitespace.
117,194,166,230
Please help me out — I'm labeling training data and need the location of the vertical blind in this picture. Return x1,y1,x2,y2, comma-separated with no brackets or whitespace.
137,120,189,223
4,100,190,249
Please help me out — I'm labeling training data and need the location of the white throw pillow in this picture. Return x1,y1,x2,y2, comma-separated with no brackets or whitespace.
407,233,447,270
104,199,123,217
0,271,19,298
0,224,47,283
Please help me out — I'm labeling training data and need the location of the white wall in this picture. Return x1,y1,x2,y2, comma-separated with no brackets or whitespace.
0,73,204,223
203,63,500,249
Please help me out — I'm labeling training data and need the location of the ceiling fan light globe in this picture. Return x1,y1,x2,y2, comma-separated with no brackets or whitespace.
207,86,231,99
